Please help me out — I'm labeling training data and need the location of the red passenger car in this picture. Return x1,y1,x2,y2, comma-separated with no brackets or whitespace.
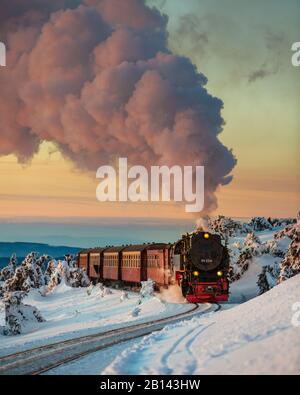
121,245,149,283
103,246,124,281
146,243,172,287
88,247,107,282
78,251,89,273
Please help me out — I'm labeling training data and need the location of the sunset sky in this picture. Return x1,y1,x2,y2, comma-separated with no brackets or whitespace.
0,0,299,236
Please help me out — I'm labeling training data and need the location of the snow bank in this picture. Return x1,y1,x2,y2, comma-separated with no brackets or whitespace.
104,275,300,375
0,284,189,356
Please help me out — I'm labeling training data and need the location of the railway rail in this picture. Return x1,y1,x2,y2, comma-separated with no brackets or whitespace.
0,303,220,375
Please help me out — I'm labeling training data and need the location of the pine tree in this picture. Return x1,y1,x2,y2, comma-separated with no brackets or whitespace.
248,217,273,232
228,248,253,283
257,265,280,295
46,259,90,293
21,252,46,289
44,259,57,285
244,232,262,255
3,266,31,294
276,212,300,283
1,291,45,336
257,267,270,295
0,254,17,282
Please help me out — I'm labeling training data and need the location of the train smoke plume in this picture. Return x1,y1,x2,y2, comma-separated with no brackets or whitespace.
0,0,236,213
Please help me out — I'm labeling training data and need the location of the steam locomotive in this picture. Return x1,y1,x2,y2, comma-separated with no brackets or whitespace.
174,231,230,303
77,230,230,303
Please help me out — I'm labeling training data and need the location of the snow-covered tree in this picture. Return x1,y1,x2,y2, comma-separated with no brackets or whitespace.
257,265,280,295
269,217,296,228
131,306,141,317
3,266,31,294
0,291,45,336
64,254,76,268
68,266,90,288
228,248,253,283
120,291,129,302
264,238,288,258
247,217,273,232
21,252,46,289
46,259,90,293
44,259,58,285
273,212,300,284
1,252,51,294
243,232,264,255
0,254,17,282
208,216,243,240
276,214,300,283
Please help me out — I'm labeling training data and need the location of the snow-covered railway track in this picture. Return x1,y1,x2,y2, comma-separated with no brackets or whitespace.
0,303,220,375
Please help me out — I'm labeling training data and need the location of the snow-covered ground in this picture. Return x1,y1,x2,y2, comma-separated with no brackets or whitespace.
228,229,289,302
1,220,298,374
49,275,300,375
0,283,189,357
229,254,277,302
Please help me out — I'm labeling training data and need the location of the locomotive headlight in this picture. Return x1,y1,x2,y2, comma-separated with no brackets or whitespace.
193,271,199,277
204,233,210,239
217,271,223,277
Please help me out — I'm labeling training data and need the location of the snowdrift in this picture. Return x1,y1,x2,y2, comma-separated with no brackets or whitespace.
104,275,300,375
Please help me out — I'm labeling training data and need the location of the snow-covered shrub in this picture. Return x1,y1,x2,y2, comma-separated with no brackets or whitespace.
68,267,90,288
86,283,94,296
120,291,129,302
46,260,90,293
0,291,45,336
100,286,112,298
138,279,155,304
131,306,141,317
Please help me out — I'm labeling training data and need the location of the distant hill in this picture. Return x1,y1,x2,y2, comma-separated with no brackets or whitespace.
0,242,82,269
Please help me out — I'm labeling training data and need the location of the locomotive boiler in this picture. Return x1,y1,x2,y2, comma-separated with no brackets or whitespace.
174,231,230,303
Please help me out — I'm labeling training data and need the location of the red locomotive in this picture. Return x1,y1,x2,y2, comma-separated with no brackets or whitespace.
77,230,230,303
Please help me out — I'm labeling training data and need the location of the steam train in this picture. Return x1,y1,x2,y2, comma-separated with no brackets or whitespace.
77,231,230,303
174,231,230,302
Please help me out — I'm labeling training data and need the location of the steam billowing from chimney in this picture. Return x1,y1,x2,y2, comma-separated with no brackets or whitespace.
0,0,236,213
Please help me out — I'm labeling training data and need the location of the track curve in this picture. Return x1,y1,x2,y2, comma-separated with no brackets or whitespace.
0,302,220,375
